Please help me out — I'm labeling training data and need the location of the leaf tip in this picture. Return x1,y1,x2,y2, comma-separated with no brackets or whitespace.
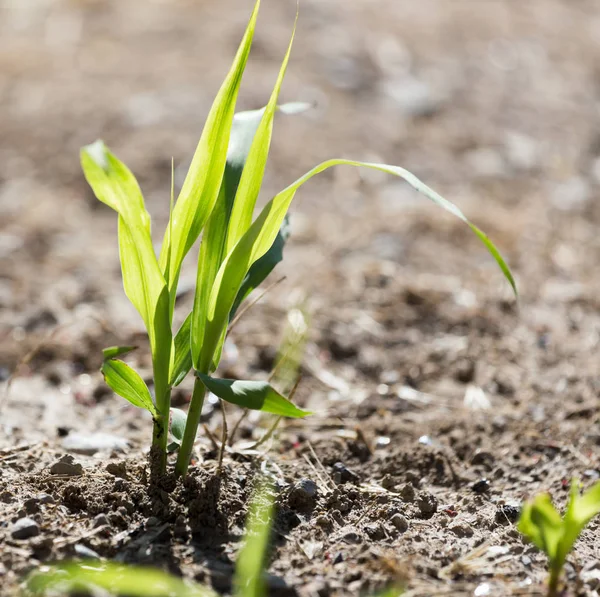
82,139,109,171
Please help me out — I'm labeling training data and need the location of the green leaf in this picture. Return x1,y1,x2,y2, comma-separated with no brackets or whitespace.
81,142,172,409
196,373,310,418
223,15,298,257
198,159,516,373
170,408,187,445
522,494,563,560
26,562,213,597
556,480,600,568
101,359,157,417
234,482,275,597
193,18,298,371
229,215,290,321
170,312,193,387
81,142,168,347
102,345,137,360
159,0,260,298
187,107,300,374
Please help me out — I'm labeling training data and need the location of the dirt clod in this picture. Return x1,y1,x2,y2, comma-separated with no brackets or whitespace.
50,454,83,476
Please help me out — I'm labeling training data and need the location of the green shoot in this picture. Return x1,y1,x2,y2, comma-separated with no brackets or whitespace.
518,480,600,596
81,0,516,479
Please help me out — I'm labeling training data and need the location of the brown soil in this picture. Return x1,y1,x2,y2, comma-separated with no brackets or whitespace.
1,1,600,596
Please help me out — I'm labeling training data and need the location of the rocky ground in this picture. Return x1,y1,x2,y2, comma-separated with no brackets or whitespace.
1,0,600,595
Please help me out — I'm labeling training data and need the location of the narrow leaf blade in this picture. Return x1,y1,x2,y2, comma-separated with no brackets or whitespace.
159,0,260,295
196,373,310,418
224,18,298,255
101,359,157,416
170,312,193,386
102,346,137,360
81,142,168,339
234,482,275,597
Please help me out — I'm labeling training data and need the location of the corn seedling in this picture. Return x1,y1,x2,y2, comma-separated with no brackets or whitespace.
81,0,516,479
518,480,600,596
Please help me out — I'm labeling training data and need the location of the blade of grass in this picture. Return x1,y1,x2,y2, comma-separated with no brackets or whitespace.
193,16,298,371
234,482,275,597
159,0,260,302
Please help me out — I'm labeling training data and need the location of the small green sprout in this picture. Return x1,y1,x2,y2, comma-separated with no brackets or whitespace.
518,480,600,596
81,0,515,479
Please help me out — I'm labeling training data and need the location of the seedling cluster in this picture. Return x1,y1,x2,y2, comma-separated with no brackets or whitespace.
82,0,514,481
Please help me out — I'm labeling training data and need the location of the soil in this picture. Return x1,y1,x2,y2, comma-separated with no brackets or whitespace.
1,0,600,596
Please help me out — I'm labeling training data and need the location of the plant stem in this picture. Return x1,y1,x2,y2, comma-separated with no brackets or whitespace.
547,567,560,597
217,401,228,474
175,377,206,477
150,385,171,480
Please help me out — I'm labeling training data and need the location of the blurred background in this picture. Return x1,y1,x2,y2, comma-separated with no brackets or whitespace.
1,0,600,441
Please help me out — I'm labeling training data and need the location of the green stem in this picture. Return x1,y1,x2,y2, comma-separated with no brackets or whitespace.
547,566,560,597
150,385,171,479
175,377,206,477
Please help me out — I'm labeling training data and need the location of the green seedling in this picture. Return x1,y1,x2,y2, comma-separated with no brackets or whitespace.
518,480,600,596
82,0,515,479
25,481,276,597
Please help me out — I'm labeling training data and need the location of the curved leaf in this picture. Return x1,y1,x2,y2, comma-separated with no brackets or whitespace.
230,215,291,321
81,142,172,410
196,373,310,418
170,408,188,445
101,359,157,417
198,159,516,372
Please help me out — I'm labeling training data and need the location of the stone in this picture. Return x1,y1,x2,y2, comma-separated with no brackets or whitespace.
288,479,319,510
50,454,83,476
390,513,409,533
62,432,129,455
11,517,40,540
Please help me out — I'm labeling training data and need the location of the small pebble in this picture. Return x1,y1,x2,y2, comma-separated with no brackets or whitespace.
50,454,83,476
364,522,385,540
495,504,520,524
338,525,363,544
74,544,100,559
332,462,359,484
106,462,128,479
380,474,396,490
472,479,490,494
390,513,409,533
11,517,40,540
145,516,161,528
288,479,319,510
